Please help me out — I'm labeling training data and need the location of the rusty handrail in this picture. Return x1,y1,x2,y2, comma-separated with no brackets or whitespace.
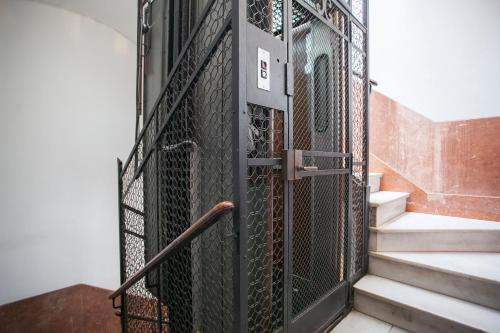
109,201,234,300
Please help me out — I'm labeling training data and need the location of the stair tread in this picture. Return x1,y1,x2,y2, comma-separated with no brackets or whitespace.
373,212,500,232
355,275,500,332
370,252,500,284
369,191,409,207
332,310,409,333
369,172,384,178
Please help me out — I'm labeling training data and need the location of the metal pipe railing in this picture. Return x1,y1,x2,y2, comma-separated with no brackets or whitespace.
109,201,235,300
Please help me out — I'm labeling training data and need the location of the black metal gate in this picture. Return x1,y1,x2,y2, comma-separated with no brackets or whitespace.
111,0,369,332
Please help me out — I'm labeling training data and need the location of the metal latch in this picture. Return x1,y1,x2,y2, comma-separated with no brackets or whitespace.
284,149,352,180
285,149,313,180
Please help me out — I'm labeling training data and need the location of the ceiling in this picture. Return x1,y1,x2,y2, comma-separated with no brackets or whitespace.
32,0,138,41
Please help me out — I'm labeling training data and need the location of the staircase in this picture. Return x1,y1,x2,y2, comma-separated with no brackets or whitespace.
352,173,500,333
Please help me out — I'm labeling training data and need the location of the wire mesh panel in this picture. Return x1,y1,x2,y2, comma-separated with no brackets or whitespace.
351,19,368,280
246,105,285,333
290,0,351,320
115,0,369,331
117,0,234,331
247,0,284,38
157,30,234,333
291,174,349,315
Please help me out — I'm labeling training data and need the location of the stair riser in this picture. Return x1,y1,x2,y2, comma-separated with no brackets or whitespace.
369,175,381,193
354,291,482,333
369,199,406,227
369,230,500,252
369,255,500,311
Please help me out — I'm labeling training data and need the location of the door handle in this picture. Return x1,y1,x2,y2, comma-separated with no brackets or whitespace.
285,149,351,180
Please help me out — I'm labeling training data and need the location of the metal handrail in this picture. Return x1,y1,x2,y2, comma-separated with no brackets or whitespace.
109,201,235,300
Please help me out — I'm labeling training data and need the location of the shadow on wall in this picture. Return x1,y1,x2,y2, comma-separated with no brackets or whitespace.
369,90,500,221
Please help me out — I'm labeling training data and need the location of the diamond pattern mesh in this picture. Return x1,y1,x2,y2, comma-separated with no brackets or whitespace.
351,20,368,278
247,105,285,332
290,1,351,317
247,0,284,38
116,0,369,331
352,0,366,25
117,0,233,330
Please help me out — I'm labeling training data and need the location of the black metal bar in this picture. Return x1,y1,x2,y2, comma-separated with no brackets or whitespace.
350,9,367,32
124,229,145,240
346,11,354,309
172,0,180,61
122,203,144,216
301,150,351,158
116,158,127,333
154,88,162,332
232,0,248,330
297,168,350,178
247,158,282,166
284,0,293,329
363,0,371,279
109,201,235,300
295,0,350,42
135,0,144,139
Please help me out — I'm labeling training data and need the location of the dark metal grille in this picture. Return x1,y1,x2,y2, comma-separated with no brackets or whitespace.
292,174,349,316
351,0,367,25
291,2,349,153
247,0,284,38
117,0,234,330
115,0,369,331
247,105,285,332
290,0,351,318
351,19,368,278
299,0,350,36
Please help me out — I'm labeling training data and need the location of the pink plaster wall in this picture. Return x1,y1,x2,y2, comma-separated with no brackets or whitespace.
369,91,500,221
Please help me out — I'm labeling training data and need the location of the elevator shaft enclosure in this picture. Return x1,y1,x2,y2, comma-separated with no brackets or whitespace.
115,0,369,331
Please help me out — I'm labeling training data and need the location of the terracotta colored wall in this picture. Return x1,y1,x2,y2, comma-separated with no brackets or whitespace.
0,284,120,332
369,91,500,221
440,118,500,197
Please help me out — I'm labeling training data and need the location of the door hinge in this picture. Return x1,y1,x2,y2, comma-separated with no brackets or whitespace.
285,62,294,96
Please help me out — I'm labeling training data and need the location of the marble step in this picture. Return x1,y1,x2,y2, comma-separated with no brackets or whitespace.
369,252,500,310
354,275,500,333
369,212,500,252
369,191,409,227
331,310,409,333
369,173,383,193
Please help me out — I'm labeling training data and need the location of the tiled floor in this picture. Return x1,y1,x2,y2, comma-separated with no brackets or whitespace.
331,310,410,333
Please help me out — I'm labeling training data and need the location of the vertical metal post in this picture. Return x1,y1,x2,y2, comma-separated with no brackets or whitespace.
172,0,181,62
232,0,249,331
116,158,127,333
284,0,293,329
345,13,354,306
363,0,370,277
154,109,163,331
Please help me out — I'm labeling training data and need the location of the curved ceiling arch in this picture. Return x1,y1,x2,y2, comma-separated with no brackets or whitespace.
31,0,137,42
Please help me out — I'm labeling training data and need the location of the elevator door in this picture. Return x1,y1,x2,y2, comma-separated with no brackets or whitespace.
287,3,351,332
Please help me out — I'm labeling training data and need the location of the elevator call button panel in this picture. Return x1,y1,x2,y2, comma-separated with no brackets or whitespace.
257,48,270,91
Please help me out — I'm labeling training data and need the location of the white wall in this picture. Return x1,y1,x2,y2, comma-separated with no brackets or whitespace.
33,0,137,41
0,0,135,305
370,0,500,122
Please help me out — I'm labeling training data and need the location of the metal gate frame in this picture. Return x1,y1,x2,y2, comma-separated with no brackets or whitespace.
236,0,370,331
112,0,369,331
